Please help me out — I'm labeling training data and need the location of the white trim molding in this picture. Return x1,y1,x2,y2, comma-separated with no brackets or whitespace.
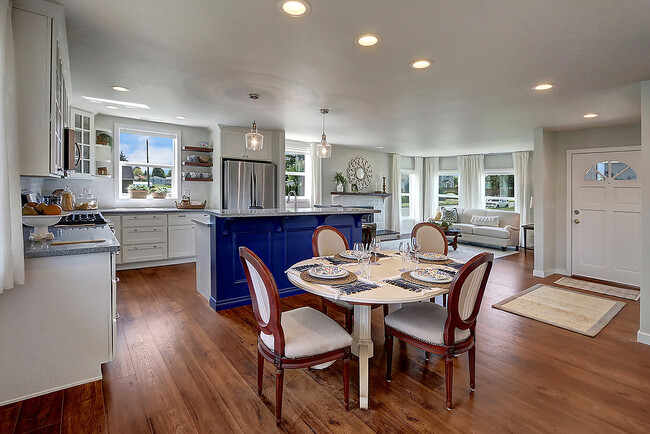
637,330,650,346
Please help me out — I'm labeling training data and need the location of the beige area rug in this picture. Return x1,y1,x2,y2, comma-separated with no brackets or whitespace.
381,240,517,262
492,284,625,337
554,277,640,301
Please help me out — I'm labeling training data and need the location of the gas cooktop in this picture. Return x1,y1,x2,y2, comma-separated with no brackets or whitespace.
58,212,106,226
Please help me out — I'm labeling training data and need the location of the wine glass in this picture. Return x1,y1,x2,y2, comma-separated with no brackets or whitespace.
411,237,421,270
370,237,381,265
353,242,364,273
399,241,409,272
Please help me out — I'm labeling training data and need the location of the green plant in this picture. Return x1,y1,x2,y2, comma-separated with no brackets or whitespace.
333,172,347,185
97,133,113,148
127,184,149,191
150,186,169,193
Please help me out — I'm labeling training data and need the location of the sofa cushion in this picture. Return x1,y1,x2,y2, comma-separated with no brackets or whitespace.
472,226,511,239
385,302,471,345
457,208,487,224
470,215,500,227
451,223,475,234
260,307,352,358
486,209,520,228
440,207,458,223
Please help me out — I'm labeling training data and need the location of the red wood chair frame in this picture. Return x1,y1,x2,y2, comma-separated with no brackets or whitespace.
385,252,494,410
239,246,351,426
412,222,450,306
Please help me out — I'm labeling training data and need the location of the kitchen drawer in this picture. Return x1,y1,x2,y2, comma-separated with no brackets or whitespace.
168,213,209,226
122,243,168,263
122,226,167,245
122,214,168,227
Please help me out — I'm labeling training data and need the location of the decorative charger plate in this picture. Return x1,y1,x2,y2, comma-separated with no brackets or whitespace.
339,250,357,260
421,252,448,261
308,265,349,279
410,268,453,283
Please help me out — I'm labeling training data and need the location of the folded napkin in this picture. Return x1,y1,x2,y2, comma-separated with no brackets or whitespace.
383,277,435,293
323,256,349,266
290,262,323,272
331,281,380,295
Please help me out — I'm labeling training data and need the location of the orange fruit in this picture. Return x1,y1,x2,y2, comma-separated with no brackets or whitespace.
22,205,38,215
43,204,62,215
26,201,39,209
36,203,47,213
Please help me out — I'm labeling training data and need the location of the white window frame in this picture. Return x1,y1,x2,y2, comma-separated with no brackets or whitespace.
400,171,415,221
284,141,312,204
484,169,515,209
438,170,459,207
113,124,182,203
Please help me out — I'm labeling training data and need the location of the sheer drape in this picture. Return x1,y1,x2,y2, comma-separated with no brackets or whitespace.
423,157,439,220
457,154,484,209
0,0,25,292
513,151,531,242
413,157,423,223
389,153,401,232
310,142,322,206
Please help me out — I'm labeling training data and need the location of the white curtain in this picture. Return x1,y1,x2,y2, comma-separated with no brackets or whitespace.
413,157,423,223
513,151,531,238
423,157,439,220
309,142,322,206
0,0,25,292
457,154,485,209
389,153,401,232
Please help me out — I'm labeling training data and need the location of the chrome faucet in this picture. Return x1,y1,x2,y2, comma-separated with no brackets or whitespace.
287,191,298,211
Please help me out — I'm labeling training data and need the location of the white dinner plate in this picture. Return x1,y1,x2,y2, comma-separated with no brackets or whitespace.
421,252,448,261
410,268,453,283
308,265,349,279
338,250,357,259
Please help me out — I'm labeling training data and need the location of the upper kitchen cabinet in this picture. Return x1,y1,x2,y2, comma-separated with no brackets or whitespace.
220,125,274,162
13,0,72,177
70,108,94,177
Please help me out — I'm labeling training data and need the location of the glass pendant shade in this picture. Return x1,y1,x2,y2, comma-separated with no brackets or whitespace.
245,120,264,151
317,133,331,158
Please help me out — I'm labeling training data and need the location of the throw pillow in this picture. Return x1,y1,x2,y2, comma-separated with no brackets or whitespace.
440,207,458,223
470,215,500,227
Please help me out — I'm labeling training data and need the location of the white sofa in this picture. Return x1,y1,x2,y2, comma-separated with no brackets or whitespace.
429,207,520,250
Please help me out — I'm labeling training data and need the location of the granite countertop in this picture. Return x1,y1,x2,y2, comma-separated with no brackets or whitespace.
23,225,120,259
100,207,208,214
205,207,380,218
191,216,213,227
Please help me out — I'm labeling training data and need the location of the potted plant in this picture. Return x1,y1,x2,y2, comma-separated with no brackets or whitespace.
127,184,149,199
333,172,347,192
150,186,169,199
96,132,113,149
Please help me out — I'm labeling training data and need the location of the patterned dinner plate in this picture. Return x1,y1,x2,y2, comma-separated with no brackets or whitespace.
338,250,358,259
421,252,448,261
308,265,349,279
410,268,453,283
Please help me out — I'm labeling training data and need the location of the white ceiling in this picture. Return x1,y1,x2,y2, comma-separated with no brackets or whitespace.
57,0,650,156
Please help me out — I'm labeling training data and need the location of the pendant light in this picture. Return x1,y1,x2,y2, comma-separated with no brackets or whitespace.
245,93,264,151
317,108,332,158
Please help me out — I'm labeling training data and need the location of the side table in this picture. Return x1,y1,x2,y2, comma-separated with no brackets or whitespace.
522,223,534,255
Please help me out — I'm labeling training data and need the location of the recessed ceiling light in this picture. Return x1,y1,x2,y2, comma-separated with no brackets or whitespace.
105,105,118,110
124,106,138,109
355,34,380,47
175,116,186,120
534,83,554,91
278,0,310,17
82,96,150,109
111,86,130,92
410,59,432,69
375,146,383,149
583,113,598,118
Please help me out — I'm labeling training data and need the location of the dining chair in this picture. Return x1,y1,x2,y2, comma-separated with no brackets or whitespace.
384,252,494,410
412,222,450,306
312,225,387,333
239,246,352,426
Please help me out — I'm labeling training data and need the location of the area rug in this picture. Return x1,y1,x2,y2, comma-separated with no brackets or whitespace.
492,284,625,337
381,239,517,262
554,277,640,301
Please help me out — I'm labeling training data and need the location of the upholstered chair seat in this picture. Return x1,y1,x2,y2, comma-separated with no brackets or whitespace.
384,303,471,346
260,307,353,359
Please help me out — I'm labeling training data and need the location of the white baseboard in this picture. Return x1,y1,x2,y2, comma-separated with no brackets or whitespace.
637,330,650,346
533,269,570,278
0,375,103,407
117,257,195,271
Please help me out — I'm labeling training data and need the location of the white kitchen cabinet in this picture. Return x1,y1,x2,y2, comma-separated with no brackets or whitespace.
13,0,71,177
106,215,122,264
70,107,94,177
220,126,274,162
168,225,197,258
122,214,168,227
168,213,208,226
123,244,168,263
122,226,167,245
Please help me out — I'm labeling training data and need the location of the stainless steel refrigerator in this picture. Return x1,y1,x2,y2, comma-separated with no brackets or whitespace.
222,159,277,209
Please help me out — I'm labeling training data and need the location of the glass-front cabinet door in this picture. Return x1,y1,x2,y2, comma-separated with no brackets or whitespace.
71,108,93,176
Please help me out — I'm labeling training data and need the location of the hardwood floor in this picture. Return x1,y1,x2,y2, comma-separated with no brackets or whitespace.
1,251,649,433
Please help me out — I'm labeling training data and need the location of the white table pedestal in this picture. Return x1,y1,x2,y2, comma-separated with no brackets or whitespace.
352,305,373,409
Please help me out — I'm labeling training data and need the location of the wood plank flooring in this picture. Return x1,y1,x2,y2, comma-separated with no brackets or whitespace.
1,251,649,433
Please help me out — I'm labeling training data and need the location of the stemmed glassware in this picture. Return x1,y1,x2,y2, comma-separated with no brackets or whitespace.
370,237,381,265
353,242,365,274
410,237,421,270
398,241,409,272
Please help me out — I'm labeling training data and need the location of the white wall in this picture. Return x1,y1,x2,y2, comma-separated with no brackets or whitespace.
639,81,650,345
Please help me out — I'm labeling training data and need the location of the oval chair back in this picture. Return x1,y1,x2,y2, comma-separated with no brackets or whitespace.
312,225,349,257
412,222,448,256
443,252,493,346
239,246,286,356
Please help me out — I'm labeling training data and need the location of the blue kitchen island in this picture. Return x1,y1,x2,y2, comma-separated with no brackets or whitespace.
204,208,377,311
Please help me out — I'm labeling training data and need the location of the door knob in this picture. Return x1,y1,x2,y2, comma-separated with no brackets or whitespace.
574,219,580,224
574,210,580,215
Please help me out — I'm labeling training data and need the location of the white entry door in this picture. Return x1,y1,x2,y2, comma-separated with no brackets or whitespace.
571,150,641,286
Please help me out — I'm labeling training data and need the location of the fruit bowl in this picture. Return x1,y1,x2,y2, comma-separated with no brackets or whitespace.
22,213,69,241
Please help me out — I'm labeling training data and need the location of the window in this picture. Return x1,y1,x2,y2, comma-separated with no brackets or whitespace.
284,142,312,203
484,172,515,210
401,173,413,218
116,126,180,200
585,161,637,181
438,174,459,206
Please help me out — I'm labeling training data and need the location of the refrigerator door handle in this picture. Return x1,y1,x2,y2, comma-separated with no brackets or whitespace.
253,172,258,207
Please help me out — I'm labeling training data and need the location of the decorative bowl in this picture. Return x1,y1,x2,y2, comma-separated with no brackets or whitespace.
22,213,69,241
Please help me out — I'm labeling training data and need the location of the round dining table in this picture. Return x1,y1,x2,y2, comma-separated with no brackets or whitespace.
286,251,457,410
